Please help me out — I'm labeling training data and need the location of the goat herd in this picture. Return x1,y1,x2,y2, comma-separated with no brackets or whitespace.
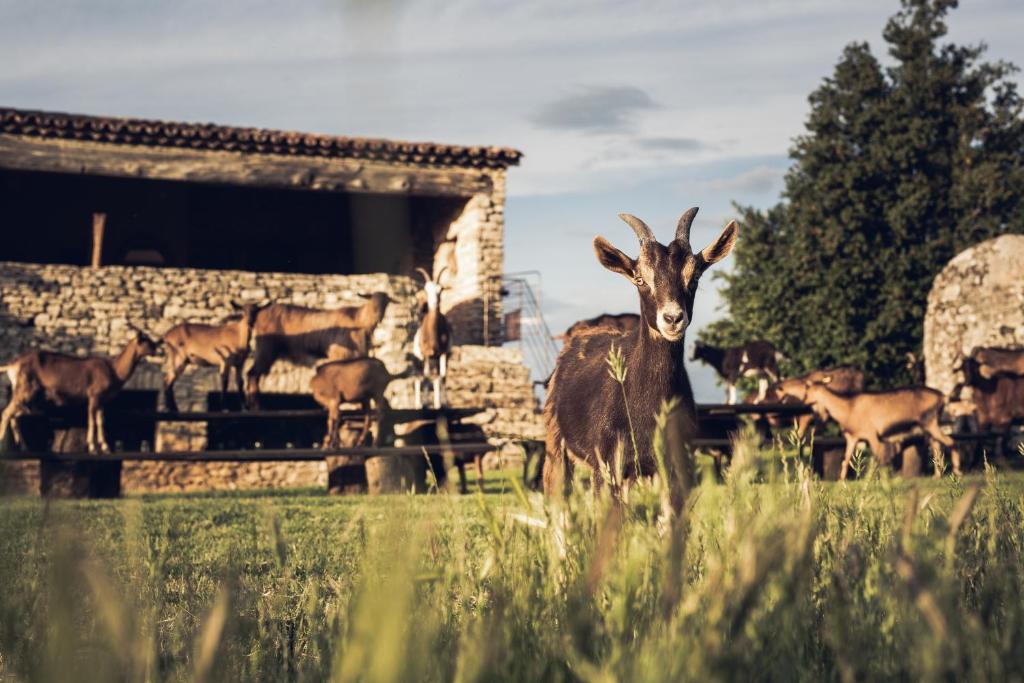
0,269,452,454
542,208,1024,496
1,207,1020,494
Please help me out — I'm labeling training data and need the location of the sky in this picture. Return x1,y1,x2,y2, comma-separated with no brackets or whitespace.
2,0,1022,400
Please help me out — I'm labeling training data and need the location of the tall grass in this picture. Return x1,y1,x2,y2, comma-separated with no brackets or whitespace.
1,442,1023,681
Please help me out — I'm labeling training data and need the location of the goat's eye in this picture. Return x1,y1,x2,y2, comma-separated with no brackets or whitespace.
633,276,644,287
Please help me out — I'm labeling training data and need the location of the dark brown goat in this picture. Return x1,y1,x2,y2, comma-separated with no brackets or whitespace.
691,340,781,404
396,420,488,493
309,357,396,449
245,293,390,408
413,268,452,409
161,302,264,412
969,347,1024,379
0,330,158,453
562,313,640,340
952,356,1024,456
544,207,738,496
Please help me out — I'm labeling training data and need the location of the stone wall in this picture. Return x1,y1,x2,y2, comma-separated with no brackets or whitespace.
0,260,542,493
924,234,1024,414
434,169,506,345
444,345,544,441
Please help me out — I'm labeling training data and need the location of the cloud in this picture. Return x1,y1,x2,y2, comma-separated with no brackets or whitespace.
530,85,658,133
703,165,787,195
634,136,709,152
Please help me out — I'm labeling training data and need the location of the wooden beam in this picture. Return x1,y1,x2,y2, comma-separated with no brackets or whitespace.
0,134,491,197
91,212,106,267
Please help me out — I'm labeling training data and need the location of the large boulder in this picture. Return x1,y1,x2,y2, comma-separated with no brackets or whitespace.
924,234,1024,410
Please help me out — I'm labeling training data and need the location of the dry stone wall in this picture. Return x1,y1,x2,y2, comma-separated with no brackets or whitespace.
924,234,1024,415
436,169,506,345
0,261,542,493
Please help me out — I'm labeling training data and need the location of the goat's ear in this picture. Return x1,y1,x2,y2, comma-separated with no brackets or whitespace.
593,237,636,279
699,220,739,265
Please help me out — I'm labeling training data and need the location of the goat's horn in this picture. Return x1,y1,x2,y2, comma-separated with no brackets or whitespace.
415,267,432,283
435,267,448,283
675,207,699,244
618,213,654,242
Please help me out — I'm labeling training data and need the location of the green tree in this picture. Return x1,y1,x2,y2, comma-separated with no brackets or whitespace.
704,0,1024,387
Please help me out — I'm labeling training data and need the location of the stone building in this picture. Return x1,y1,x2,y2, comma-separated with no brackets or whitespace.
0,107,542,493
924,234,1024,414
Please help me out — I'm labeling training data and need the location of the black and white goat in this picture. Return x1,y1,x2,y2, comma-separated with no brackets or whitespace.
691,340,782,404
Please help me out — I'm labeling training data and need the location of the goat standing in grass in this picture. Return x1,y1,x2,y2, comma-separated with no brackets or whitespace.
544,207,738,496
245,292,390,408
802,379,959,479
161,301,264,412
413,268,452,409
0,329,158,453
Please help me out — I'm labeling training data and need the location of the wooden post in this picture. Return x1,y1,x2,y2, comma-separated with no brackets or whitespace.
91,212,106,267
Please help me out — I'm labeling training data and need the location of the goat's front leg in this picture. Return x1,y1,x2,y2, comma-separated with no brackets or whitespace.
218,362,231,408
86,401,98,453
162,353,186,413
95,407,111,453
727,383,737,405
839,436,858,481
0,401,21,448
757,377,768,401
323,402,339,450
233,363,246,401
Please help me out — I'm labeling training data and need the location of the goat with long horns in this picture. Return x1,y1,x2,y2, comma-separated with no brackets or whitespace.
544,207,738,496
413,266,452,409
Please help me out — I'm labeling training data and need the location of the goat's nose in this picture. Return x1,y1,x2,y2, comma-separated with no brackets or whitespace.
662,310,686,326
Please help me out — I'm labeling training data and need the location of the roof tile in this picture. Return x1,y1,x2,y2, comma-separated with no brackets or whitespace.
0,106,522,169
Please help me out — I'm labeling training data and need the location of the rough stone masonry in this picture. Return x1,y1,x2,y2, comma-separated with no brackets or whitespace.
0,262,542,493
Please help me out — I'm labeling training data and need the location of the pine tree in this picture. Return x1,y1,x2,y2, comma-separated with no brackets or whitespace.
704,0,1024,386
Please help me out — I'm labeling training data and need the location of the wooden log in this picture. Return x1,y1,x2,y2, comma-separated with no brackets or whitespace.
0,135,491,197
41,428,122,498
327,424,368,494
815,444,845,481
365,454,426,495
91,212,106,267
900,443,924,478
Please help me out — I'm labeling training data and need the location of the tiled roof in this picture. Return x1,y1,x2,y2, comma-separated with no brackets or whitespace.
0,106,522,170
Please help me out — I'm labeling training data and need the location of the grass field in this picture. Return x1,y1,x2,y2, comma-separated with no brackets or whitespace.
1,448,1024,682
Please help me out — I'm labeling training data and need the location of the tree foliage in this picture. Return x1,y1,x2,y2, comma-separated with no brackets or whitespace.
704,0,1024,387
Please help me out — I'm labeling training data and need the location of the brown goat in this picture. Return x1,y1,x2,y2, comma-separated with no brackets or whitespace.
803,382,959,479
952,356,1024,456
562,313,640,340
969,347,1024,379
245,293,391,408
309,357,397,449
412,268,452,409
771,366,865,438
544,207,738,496
161,302,264,412
0,330,158,453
